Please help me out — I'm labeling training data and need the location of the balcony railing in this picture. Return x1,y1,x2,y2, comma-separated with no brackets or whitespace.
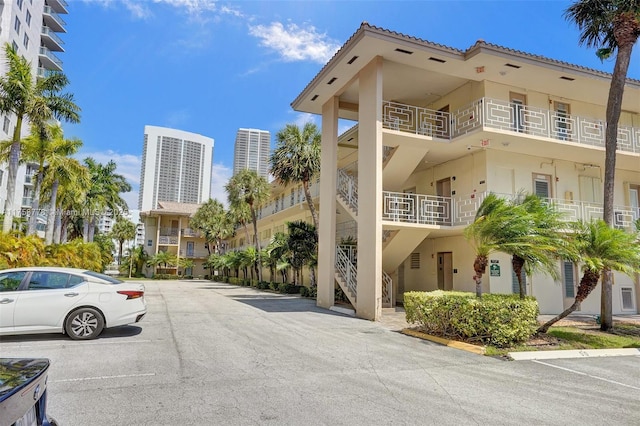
257,181,321,219
43,6,66,29
181,228,201,237
41,26,65,48
382,98,640,153
158,236,178,245
381,190,639,229
39,46,63,70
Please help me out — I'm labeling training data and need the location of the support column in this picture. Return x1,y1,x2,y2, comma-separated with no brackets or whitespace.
357,57,383,320
317,96,339,309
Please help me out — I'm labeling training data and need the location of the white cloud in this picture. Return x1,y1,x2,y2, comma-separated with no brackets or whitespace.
209,162,232,207
293,112,319,128
249,22,340,64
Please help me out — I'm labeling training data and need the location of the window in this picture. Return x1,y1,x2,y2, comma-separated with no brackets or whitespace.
621,288,634,310
0,271,27,292
533,174,552,198
23,33,28,49
0,169,3,186
147,239,152,247
25,10,31,26
3,116,10,133
14,16,21,34
11,41,18,51
27,272,78,290
554,101,571,141
17,0,23,10
410,252,420,269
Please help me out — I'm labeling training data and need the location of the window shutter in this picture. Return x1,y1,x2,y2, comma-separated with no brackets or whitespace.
563,261,575,298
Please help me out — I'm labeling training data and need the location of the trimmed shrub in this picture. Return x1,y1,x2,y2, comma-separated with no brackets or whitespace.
404,291,539,348
269,282,280,291
257,281,271,290
278,283,301,294
300,286,317,298
152,274,179,280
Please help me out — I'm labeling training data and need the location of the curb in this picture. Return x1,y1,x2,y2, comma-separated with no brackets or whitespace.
508,347,640,361
401,329,486,355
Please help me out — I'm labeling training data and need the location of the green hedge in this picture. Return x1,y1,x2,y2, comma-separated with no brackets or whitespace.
404,291,539,348
153,274,179,280
300,286,317,298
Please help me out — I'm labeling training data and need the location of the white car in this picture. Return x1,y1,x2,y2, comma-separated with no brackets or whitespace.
0,267,147,340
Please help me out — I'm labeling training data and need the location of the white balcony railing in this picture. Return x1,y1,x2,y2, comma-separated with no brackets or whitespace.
257,181,321,220
39,46,63,69
382,98,640,153
41,26,65,47
381,190,639,229
43,6,66,28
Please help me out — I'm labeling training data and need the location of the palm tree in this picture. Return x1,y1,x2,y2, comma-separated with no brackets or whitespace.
565,0,640,329
464,193,568,298
538,220,640,333
53,176,88,244
110,218,137,265
265,232,289,282
286,220,318,287
271,123,321,231
190,199,232,255
0,43,81,232
178,258,195,277
225,169,270,282
82,158,131,242
12,123,84,236
149,251,177,275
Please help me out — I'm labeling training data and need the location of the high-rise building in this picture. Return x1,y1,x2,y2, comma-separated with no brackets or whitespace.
0,0,69,218
233,128,270,179
138,125,214,212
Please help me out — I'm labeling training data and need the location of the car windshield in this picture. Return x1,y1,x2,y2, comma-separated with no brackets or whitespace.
83,270,123,284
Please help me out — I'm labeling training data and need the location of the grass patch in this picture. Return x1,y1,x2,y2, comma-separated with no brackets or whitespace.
485,322,640,357
548,326,640,349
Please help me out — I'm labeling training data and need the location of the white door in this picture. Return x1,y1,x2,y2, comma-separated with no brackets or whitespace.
0,271,29,333
13,272,89,333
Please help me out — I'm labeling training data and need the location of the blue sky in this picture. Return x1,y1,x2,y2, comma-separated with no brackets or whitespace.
61,0,640,210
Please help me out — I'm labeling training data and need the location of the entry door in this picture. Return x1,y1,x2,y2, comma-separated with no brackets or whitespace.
510,92,527,133
186,241,194,257
436,178,452,224
437,252,453,291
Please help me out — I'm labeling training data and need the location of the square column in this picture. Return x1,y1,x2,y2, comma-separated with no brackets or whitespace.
357,57,383,320
317,96,339,309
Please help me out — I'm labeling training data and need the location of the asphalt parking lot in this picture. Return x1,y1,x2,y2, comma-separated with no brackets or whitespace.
1,280,639,425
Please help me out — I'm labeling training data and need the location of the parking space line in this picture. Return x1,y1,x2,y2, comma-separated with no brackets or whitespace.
52,373,156,383
533,360,640,391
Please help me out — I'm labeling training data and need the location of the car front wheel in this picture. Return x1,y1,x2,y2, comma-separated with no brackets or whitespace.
65,308,105,340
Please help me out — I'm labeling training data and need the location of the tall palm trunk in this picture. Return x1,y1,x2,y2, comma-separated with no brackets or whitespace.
45,179,60,244
538,269,600,333
3,118,24,232
512,255,526,299
473,255,488,298
601,38,635,332
27,169,44,235
250,206,263,282
302,180,319,231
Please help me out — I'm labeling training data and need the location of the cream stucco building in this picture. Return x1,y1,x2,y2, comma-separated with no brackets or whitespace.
228,23,640,320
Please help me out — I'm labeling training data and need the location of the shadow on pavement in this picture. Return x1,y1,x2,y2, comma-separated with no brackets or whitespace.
0,325,143,343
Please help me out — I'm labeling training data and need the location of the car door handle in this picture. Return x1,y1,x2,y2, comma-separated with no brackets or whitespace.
64,292,79,297
0,298,14,304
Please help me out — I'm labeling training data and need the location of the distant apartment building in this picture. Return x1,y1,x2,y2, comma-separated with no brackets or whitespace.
233,128,270,179
0,0,69,220
137,125,214,212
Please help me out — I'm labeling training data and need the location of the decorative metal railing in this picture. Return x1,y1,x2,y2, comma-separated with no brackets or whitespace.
158,236,178,245
382,98,640,153
382,270,392,307
159,227,179,236
383,101,450,138
382,191,452,225
336,245,357,301
181,228,201,237
337,169,358,212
